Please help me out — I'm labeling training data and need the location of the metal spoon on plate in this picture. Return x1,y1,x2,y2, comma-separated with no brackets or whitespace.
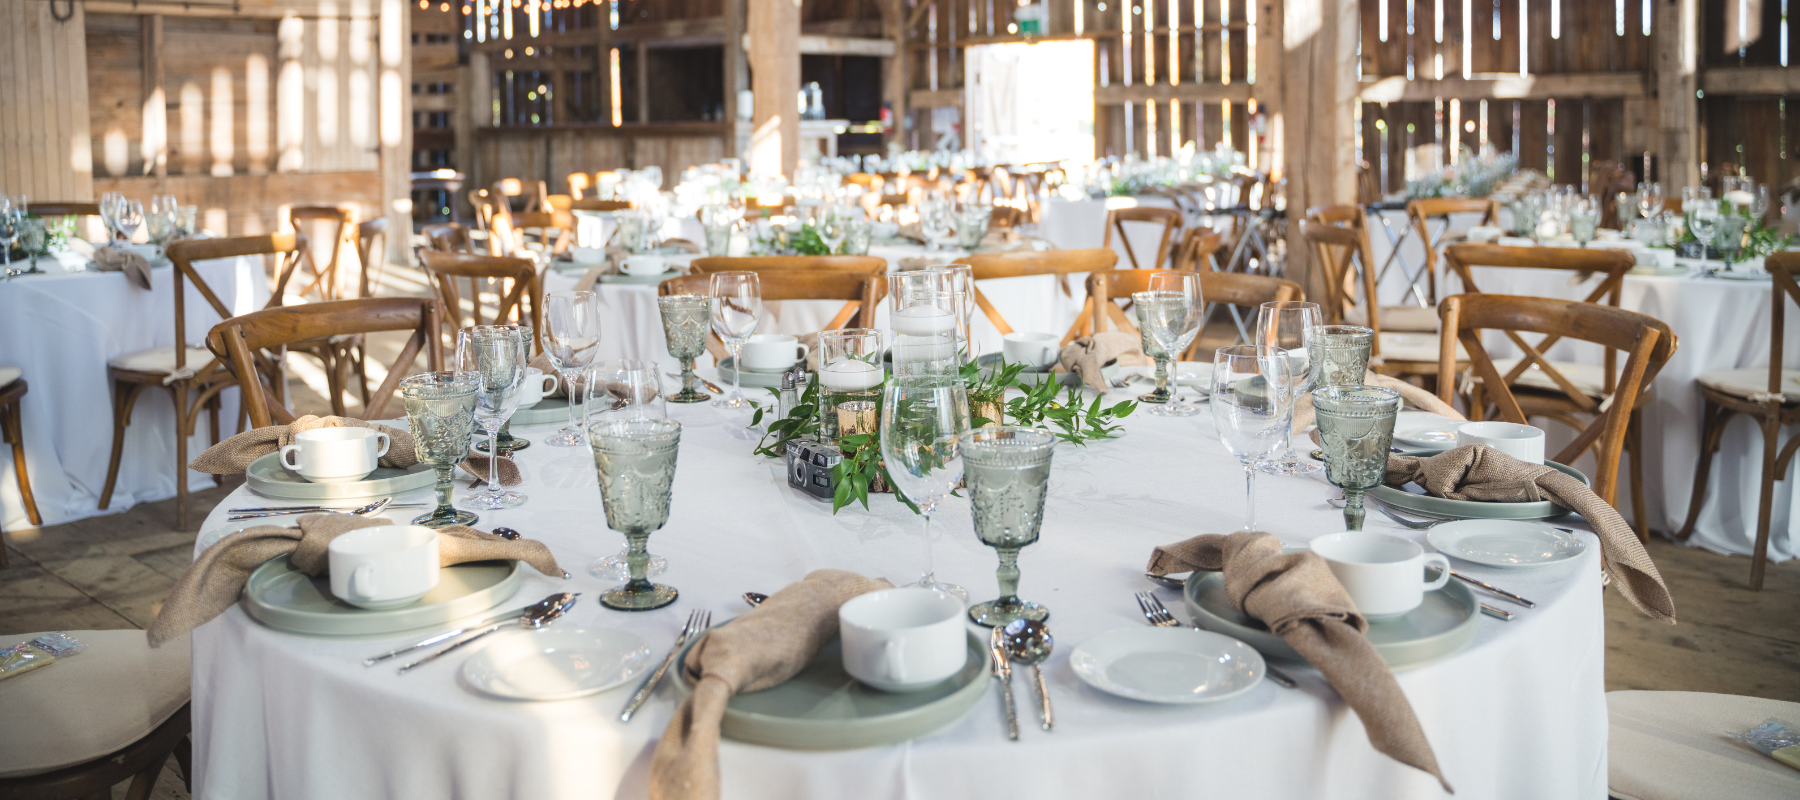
396,592,579,674
1002,619,1054,731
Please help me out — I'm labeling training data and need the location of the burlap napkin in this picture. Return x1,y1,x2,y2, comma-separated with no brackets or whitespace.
1385,445,1676,623
1147,531,1453,793
93,245,152,290
1059,331,1151,391
649,569,893,800
188,414,521,486
1293,371,1466,432
146,513,565,647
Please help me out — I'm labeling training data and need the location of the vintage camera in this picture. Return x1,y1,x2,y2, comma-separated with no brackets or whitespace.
785,436,842,499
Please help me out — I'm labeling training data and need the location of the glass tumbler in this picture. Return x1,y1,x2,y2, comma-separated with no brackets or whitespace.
1314,385,1402,531
962,426,1056,627
658,294,713,403
402,371,482,528
1308,325,1374,388
590,417,682,611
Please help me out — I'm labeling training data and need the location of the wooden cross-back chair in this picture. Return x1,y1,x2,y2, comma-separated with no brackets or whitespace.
417,250,544,355
1437,293,1675,526
1086,269,1304,360
954,248,1118,345
507,210,573,257
286,206,358,301
1407,197,1500,304
1677,252,1800,589
658,271,888,360
208,298,444,429
570,198,634,212
357,217,390,293
422,222,476,254
989,205,1026,230
1102,206,1183,271
1303,206,1461,383
688,257,887,332
1170,227,1224,272
100,234,311,528
566,172,591,200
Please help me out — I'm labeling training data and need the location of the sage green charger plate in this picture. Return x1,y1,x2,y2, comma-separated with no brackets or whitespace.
1183,571,1479,669
1369,460,1588,521
242,555,522,637
244,452,436,502
716,358,793,389
511,397,573,427
671,630,988,750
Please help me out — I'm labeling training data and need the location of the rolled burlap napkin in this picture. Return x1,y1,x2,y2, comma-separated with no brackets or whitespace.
649,569,892,800
1292,371,1465,433
1147,531,1453,793
1385,444,1675,623
188,414,521,486
93,245,152,290
1059,331,1151,391
146,513,565,647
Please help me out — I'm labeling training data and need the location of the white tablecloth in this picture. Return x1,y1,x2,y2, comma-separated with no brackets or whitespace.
1468,265,1800,562
0,255,269,529
187,373,1609,800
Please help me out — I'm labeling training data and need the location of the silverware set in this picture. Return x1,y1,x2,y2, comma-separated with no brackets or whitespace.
1371,502,1539,611
225,497,427,521
620,609,711,722
987,628,1020,741
394,592,579,675
1134,590,1298,688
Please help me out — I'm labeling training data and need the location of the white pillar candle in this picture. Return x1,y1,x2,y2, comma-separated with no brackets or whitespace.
820,360,883,391
891,306,956,337
1724,190,1755,209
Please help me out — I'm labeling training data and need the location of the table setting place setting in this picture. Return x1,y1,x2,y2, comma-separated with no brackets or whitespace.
161,271,1679,800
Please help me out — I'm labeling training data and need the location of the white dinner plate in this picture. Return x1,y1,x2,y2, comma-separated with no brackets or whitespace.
1069,627,1265,704
461,627,653,701
1427,519,1585,569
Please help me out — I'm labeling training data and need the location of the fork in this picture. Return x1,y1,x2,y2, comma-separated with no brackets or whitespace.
1373,503,1455,531
619,609,712,722
227,497,394,521
1134,591,1296,688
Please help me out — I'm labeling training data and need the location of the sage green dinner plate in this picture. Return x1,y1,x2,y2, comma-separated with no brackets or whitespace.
670,630,988,750
511,396,573,427
716,358,793,389
1368,460,1588,521
1183,571,1479,669
244,452,437,502
241,555,522,637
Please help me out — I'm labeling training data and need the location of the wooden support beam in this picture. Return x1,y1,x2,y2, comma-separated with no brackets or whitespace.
882,0,906,152
0,0,94,201
1700,67,1800,96
636,43,650,125
909,89,963,108
748,0,800,177
1655,0,1699,194
1358,72,1650,102
1096,83,1255,104
723,0,745,157
1281,0,1359,304
743,34,896,57
141,14,167,180
378,0,412,265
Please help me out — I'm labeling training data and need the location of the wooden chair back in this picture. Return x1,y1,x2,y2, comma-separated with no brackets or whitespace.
1170,227,1224,272
165,233,312,378
356,217,389,294
1444,243,1635,398
657,270,888,331
688,256,886,330
1102,206,1183,271
417,250,544,354
508,210,572,256
567,172,591,200
208,297,443,428
422,223,475,254
1437,293,1675,505
570,199,634,212
1088,268,1302,359
1407,197,1500,302
1763,253,1800,398
1301,204,1379,327
989,205,1026,230
956,248,1118,343
27,202,101,217
286,206,357,300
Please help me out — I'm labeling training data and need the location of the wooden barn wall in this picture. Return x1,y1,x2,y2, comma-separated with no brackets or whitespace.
0,1,95,202
473,130,727,194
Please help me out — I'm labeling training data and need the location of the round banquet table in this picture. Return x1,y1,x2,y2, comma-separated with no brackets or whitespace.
1466,262,1800,563
187,370,1609,800
0,252,269,529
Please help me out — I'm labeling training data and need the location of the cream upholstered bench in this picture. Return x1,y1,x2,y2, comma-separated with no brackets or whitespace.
1608,690,1800,800
0,630,191,799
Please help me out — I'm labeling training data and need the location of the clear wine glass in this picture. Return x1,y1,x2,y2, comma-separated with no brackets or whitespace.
542,290,602,447
1254,301,1322,475
98,192,124,243
1211,345,1297,531
456,325,529,509
1690,204,1720,275
879,374,970,602
1138,271,1205,416
147,195,178,247
1637,182,1663,221
1751,183,1772,224
115,200,144,245
710,271,761,408
818,205,850,255
584,359,670,581
920,194,953,252
0,199,17,271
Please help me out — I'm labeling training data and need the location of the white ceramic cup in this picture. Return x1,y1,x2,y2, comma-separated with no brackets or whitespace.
1455,420,1546,464
839,587,969,692
740,334,809,372
1002,332,1060,370
327,525,441,610
569,245,607,265
515,367,561,410
622,254,666,276
279,427,391,484
1310,532,1452,620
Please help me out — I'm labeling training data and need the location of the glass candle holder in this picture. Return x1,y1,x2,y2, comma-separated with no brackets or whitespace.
658,294,713,403
1314,385,1401,531
818,328,884,444
402,371,481,528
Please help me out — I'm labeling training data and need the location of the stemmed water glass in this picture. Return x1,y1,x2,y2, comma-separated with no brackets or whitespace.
1135,271,1204,416
0,198,18,272
658,294,713,403
879,374,971,602
1254,300,1322,475
1690,203,1720,275
589,416,682,611
710,271,761,409
1211,345,1297,531
98,192,124,243
115,200,144,245
1638,182,1663,221
402,371,482,528
818,205,851,255
920,194,953,252
962,426,1055,627
543,290,602,447
457,325,530,509
147,195,178,248
1314,385,1402,531
585,359,670,581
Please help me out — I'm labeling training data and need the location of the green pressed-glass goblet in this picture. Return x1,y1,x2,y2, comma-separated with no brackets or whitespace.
658,294,713,403
1308,325,1374,389
1314,385,1401,531
402,371,481,528
590,417,682,611
962,426,1055,627
1133,296,1174,406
